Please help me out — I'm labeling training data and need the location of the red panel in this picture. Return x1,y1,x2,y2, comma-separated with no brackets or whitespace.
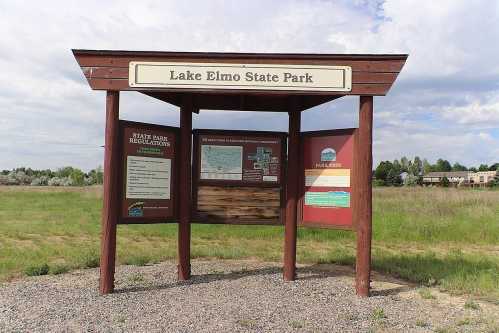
300,129,356,229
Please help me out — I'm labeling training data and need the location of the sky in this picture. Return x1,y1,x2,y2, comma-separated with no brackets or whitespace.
0,0,498,171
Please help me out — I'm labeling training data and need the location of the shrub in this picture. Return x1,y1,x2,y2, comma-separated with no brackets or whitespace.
25,263,50,276
78,250,100,268
124,255,150,266
441,176,450,187
50,264,70,275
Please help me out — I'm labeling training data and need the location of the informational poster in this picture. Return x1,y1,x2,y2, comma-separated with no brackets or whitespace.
120,121,177,223
300,129,356,229
195,130,284,185
126,156,171,199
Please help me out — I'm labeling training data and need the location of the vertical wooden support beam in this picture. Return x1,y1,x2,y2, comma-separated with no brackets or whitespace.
283,106,301,281
178,96,193,280
100,91,120,295
355,95,373,297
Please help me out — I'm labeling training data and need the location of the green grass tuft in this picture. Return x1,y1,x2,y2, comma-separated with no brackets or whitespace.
50,264,70,275
123,255,150,266
25,263,50,276
418,287,436,300
78,250,100,268
464,299,480,310
371,308,386,321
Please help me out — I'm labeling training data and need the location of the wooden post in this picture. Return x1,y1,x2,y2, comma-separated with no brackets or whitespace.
178,96,193,280
283,107,301,281
100,91,120,295
355,95,373,297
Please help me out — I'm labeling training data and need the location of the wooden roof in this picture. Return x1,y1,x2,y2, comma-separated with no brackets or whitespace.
72,49,408,112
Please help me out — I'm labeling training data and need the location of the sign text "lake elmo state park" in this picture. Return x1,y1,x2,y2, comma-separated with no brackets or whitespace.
129,62,352,92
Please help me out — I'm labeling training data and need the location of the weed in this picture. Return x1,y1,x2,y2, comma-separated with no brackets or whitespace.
209,269,225,275
236,319,256,328
418,287,436,300
128,272,145,283
371,308,386,321
24,263,50,276
124,256,150,266
50,264,69,275
415,319,428,327
289,320,305,329
434,327,450,333
457,318,471,326
78,250,99,268
464,299,480,310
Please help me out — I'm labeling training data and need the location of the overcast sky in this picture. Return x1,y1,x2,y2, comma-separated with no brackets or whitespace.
1,0,498,171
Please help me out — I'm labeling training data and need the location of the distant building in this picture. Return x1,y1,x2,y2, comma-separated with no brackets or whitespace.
469,171,497,186
422,170,497,187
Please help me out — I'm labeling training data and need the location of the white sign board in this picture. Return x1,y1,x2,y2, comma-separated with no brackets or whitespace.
200,145,243,180
129,62,352,92
126,156,171,199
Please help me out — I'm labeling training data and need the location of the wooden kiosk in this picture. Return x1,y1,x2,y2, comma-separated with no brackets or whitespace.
73,50,407,297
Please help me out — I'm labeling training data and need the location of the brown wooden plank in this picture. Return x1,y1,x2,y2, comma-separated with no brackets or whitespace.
352,72,399,84
196,185,281,222
198,186,280,196
194,216,282,225
197,207,279,218
83,67,128,79
197,198,280,208
75,55,406,73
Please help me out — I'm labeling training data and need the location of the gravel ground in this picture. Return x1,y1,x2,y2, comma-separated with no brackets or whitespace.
0,260,497,332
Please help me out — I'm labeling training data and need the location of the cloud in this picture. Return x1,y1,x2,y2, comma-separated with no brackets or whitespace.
0,0,498,171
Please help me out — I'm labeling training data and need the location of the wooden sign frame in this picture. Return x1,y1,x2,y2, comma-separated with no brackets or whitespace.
192,129,287,225
118,120,180,224
73,49,407,297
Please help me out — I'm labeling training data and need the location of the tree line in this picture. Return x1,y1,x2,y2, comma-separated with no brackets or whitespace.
374,157,499,187
0,166,103,186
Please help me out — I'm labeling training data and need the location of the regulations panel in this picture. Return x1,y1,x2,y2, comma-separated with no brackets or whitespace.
193,129,286,225
119,120,178,224
299,129,357,229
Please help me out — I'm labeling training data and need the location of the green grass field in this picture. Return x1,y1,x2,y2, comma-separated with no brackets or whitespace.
0,186,498,300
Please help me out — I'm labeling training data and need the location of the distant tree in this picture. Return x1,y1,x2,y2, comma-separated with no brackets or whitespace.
435,159,452,172
441,176,450,187
489,163,499,171
422,159,433,174
385,160,402,186
409,156,423,176
452,162,467,171
87,166,103,185
478,164,489,171
404,174,419,186
69,169,85,186
468,167,478,172
1,170,9,175
56,166,75,178
374,161,393,183
400,156,409,172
